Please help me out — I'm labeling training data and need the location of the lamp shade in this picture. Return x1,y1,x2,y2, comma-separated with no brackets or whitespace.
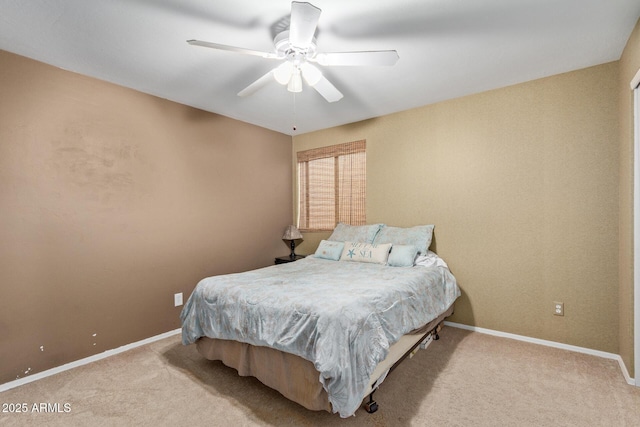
282,225,303,240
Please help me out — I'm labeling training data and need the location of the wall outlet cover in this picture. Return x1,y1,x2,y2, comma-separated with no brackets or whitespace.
554,301,564,316
174,293,183,307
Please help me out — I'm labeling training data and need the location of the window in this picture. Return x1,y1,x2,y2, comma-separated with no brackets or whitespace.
297,140,366,231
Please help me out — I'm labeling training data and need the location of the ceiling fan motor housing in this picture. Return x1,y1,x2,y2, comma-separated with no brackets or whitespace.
274,30,317,62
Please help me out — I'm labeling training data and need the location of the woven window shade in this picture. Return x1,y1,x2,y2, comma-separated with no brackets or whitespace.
297,140,366,231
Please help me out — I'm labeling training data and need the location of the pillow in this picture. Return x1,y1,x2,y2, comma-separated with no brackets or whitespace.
373,224,434,255
314,240,345,261
339,241,392,265
415,251,449,269
328,222,384,244
387,245,419,267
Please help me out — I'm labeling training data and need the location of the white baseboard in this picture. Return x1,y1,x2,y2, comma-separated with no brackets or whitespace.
0,329,182,393
444,321,635,386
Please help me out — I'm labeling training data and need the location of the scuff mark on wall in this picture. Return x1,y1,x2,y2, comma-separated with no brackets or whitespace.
45,121,153,211
17,367,33,379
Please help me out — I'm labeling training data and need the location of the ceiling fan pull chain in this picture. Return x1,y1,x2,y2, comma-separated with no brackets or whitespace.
293,92,297,132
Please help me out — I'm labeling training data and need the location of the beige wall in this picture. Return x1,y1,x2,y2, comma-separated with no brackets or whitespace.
0,50,292,385
618,18,640,378
294,62,620,354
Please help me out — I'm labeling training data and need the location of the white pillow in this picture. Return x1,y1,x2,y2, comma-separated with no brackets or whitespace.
415,251,449,268
339,241,392,265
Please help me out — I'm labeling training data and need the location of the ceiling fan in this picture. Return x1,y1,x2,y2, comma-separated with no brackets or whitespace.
188,1,399,103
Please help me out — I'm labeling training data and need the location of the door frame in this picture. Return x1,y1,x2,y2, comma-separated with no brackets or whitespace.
632,68,640,386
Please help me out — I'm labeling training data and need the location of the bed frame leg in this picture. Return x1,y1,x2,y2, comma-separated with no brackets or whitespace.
364,392,378,413
433,322,442,340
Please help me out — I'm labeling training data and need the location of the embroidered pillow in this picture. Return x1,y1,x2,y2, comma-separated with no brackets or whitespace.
328,223,384,244
373,225,434,255
387,245,419,267
314,240,345,261
339,241,392,264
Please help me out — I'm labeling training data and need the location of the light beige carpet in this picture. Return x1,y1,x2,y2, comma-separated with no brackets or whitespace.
1,326,638,426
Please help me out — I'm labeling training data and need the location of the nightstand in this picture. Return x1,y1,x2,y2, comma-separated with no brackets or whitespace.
275,255,306,264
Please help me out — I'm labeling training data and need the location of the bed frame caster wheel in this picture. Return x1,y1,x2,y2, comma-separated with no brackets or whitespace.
364,400,378,413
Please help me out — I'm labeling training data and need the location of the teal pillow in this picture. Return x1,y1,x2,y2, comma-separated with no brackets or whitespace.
373,225,434,255
314,240,345,261
387,245,419,267
328,223,384,244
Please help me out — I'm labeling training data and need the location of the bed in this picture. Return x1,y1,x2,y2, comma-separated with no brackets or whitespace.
180,223,460,417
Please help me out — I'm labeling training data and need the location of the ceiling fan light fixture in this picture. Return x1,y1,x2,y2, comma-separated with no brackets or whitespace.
288,68,303,92
274,61,294,85
300,62,322,86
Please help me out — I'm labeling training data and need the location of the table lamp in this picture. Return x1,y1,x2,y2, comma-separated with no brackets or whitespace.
282,225,303,258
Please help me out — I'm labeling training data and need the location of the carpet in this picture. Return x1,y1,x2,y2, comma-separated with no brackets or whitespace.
1,326,638,426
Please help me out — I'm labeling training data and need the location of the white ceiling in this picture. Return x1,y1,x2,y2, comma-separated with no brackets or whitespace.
1,0,639,135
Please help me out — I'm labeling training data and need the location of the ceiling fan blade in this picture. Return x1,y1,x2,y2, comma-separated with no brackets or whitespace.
237,70,275,97
289,2,321,49
314,50,399,66
187,39,279,59
311,75,343,103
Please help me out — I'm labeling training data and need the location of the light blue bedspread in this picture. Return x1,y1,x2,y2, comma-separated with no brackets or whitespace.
180,256,460,417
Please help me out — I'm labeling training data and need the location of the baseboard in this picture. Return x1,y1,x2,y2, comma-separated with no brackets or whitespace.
2,324,635,393
0,329,182,393
444,321,636,386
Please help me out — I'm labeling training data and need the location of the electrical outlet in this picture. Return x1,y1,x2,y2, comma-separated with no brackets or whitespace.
553,301,564,316
174,293,183,307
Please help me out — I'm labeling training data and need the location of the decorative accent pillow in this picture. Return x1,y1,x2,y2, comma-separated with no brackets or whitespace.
314,240,345,261
373,224,435,255
328,222,384,244
387,245,419,267
339,241,392,264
